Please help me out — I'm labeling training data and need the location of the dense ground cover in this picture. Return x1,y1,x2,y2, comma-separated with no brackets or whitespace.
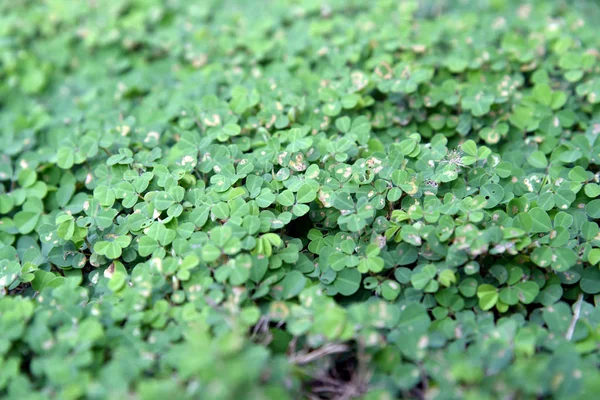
2,0,600,398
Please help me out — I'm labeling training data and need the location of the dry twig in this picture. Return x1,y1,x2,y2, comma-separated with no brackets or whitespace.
289,343,349,365
565,293,584,341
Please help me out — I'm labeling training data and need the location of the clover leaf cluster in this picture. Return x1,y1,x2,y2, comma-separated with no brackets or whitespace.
2,1,600,399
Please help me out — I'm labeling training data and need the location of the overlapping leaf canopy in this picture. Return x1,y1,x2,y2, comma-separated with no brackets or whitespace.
1,0,600,399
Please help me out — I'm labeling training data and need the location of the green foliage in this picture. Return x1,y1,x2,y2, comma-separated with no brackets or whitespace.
1,0,600,399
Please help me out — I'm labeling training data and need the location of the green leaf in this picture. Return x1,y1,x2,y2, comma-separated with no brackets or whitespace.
461,140,477,156
336,116,351,133
276,190,295,207
229,255,251,285
31,270,58,291
296,184,317,204
17,169,37,188
381,280,401,300
499,286,518,305
154,192,175,211
334,268,361,296
477,284,498,311
528,208,552,233
190,206,210,228
551,248,578,272
256,189,276,208
588,249,600,265
277,271,306,300
585,199,600,218
527,151,548,168
411,265,436,290
515,281,539,304
57,147,75,169
537,285,563,306
94,185,115,207
580,268,600,294
210,226,233,248
201,244,221,263
480,184,504,209
138,237,158,257
13,211,40,234
333,193,354,210
94,241,122,259
584,183,600,198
